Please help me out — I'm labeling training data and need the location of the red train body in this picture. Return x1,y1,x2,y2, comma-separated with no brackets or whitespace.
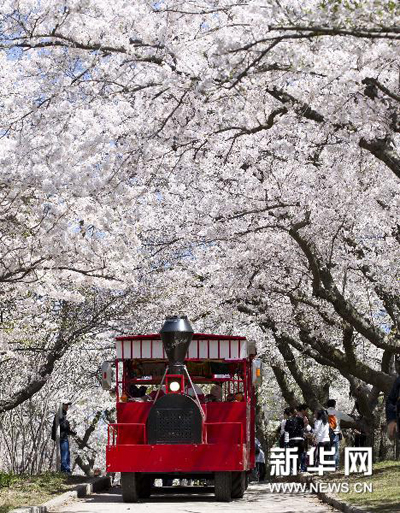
103,317,261,502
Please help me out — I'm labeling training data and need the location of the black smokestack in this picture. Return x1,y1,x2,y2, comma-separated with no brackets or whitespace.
160,315,194,375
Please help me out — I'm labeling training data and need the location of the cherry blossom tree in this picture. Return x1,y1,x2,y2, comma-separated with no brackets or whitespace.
0,0,399,469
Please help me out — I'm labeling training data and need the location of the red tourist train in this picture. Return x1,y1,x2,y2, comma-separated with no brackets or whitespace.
101,315,262,502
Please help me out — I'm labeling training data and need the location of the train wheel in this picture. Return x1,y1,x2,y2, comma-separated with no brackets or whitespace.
137,474,153,498
121,472,139,502
214,471,232,502
231,471,246,498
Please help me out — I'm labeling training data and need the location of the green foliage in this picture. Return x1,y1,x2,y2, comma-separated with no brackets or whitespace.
0,473,18,489
338,461,400,511
0,471,66,490
0,472,88,513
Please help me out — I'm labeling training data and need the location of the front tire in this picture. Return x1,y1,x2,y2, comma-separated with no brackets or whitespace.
121,472,139,502
214,471,232,502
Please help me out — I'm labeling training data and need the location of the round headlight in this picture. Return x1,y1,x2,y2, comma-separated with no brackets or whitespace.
169,381,181,392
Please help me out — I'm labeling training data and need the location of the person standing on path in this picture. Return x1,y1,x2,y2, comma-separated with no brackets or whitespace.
278,407,290,448
312,409,331,464
386,356,400,440
52,400,76,474
326,399,353,469
297,404,311,471
255,437,266,481
284,407,305,472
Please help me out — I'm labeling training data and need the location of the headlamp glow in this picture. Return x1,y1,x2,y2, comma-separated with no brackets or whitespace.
169,381,181,392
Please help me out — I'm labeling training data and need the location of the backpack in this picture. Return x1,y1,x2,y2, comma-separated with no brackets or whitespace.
328,414,337,430
327,413,337,445
328,426,336,445
285,416,304,439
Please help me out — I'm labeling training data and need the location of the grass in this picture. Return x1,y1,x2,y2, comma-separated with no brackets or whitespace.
334,460,400,512
0,472,89,513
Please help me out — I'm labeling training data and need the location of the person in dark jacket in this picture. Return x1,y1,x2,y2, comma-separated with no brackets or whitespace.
52,401,76,473
284,407,305,472
386,357,400,440
297,404,311,471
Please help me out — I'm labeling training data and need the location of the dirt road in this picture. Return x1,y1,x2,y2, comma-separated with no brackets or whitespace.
49,483,336,513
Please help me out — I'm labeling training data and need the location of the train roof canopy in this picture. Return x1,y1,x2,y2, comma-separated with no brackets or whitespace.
114,333,253,360
116,333,246,341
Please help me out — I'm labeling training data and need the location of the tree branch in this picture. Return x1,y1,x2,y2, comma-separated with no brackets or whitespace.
289,219,398,353
268,25,400,40
359,136,400,180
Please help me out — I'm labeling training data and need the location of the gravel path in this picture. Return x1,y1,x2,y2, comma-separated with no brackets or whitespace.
49,482,337,513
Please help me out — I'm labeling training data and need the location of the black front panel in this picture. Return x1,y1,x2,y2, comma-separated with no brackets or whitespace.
155,408,194,443
147,394,202,444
